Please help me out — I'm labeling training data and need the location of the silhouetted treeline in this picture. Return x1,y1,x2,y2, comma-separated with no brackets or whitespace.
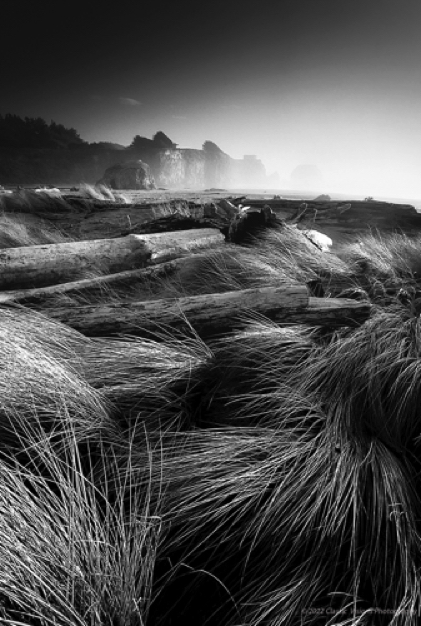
0,114,86,149
0,116,254,187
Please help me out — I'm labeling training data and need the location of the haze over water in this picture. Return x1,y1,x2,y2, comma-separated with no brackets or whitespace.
1,0,420,200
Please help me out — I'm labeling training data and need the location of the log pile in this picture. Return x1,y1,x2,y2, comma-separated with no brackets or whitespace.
0,213,373,334
6,189,417,241
226,197,421,233
0,229,224,289
41,290,371,337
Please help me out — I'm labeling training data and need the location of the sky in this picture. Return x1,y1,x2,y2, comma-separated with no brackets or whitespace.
1,0,421,198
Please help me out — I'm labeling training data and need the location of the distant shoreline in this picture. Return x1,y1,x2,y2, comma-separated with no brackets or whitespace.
1,184,420,211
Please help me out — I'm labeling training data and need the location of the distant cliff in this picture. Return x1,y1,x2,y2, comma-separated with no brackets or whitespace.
157,149,266,188
0,121,268,188
158,149,205,187
0,146,268,189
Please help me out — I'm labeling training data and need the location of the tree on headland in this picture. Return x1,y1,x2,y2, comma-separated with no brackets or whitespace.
202,140,224,153
129,135,155,151
152,131,177,149
0,114,85,149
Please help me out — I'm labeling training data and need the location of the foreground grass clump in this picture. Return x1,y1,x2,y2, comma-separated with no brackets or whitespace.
183,319,318,428
300,305,421,451
129,420,421,626
0,189,74,214
0,306,163,625
152,246,284,299
78,183,130,204
78,333,211,428
251,224,353,285
337,231,421,300
0,307,112,452
0,432,160,626
115,305,421,624
0,306,90,359
0,212,69,248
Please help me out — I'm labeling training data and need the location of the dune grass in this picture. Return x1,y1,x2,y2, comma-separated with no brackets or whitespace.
0,185,129,220
251,223,353,283
337,230,421,278
0,212,70,248
0,306,90,358
4,224,421,624
124,417,421,625
0,188,74,214
107,295,421,624
0,306,161,625
0,427,160,626
77,333,211,429
0,306,113,455
298,305,421,452
336,231,421,302
154,225,353,300
180,318,318,428
78,183,130,204
150,245,286,299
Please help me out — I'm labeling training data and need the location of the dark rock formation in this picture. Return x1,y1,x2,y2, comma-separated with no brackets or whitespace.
97,160,156,190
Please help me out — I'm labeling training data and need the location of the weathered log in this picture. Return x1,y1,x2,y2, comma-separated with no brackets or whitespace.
36,284,310,336
0,229,224,289
0,237,143,290
146,229,223,263
274,297,372,327
0,254,206,304
0,262,177,304
120,214,220,236
33,289,372,337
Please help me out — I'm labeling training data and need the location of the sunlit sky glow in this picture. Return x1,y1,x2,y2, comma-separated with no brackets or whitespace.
1,0,421,198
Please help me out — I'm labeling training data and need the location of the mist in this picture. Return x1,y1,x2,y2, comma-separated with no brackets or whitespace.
1,0,420,200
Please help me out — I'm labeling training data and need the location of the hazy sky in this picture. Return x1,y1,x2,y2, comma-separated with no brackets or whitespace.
1,0,421,198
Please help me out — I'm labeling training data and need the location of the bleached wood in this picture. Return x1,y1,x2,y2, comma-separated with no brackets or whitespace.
0,229,224,289
274,297,372,327
41,284,310,336
0,252,225,304
0,260,183,304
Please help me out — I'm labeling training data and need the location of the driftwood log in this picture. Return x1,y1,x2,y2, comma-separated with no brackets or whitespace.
0,255,204,305
33,287,372,337
0,261,178,304
0,229,224,289
0,253,363,306
35,284,309,336
277,297,372,327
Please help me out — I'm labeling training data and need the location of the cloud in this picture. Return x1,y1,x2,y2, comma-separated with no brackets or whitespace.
171,115,187,120
119,97,141,106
